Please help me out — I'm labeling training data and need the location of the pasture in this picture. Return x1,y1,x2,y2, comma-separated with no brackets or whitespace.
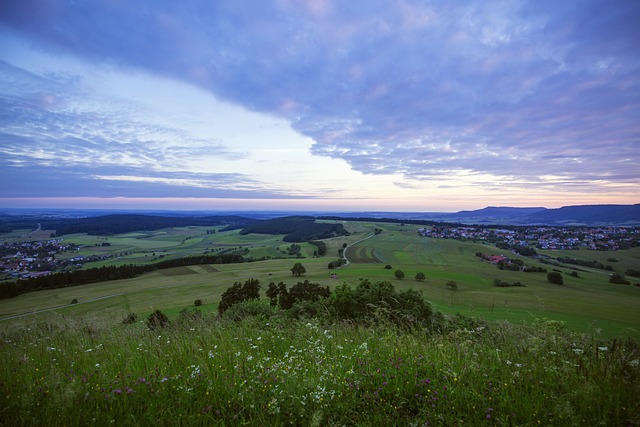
1,220,639,341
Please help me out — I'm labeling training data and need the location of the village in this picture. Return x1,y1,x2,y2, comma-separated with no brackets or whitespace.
0,238,110,279
417,225,640,251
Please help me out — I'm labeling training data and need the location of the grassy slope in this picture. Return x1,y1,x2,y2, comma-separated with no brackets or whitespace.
1,221,639,340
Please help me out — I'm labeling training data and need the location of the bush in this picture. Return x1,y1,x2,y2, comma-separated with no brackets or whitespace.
222,300,277,322
609,273,631,285
194,299,203,306
446,280,458,290
328,279,434,329
70,298,78,304
415,272,426,282
394,270,405,280
146,309,169,330
121,313,138,324
384,264,393,270
547,272,564,285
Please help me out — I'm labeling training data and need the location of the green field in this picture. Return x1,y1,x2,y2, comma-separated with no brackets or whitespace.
2,221,639,341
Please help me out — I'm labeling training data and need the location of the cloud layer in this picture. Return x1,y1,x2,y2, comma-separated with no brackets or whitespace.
1,0,638,208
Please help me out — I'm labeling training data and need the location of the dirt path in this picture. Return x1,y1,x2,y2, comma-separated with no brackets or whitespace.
338,232,375,268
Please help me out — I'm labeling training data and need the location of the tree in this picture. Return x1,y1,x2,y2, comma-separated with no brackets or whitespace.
446,280,458,290
218,279,261,314
266,282,279,306
415,272,426,282
291,262,306,277
547,271,564,285
394,269,405,280
609,273,630,285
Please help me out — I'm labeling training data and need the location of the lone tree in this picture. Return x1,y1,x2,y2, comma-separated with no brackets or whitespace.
415,272,426,282
394,269,405,280
547,271,564,285
446,280,458,291
291,262,306,277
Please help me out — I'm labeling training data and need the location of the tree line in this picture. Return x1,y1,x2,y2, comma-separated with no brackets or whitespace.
0,254,244,299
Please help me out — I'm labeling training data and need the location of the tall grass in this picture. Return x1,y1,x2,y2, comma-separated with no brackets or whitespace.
1,310,638,426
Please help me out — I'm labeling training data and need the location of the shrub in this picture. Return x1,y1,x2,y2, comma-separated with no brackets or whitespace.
547,272,564,285
222,300,276,322
146,309,169,330
121,313,138,324
328,279,434,329
194,299,203,306
609,273,631,285
415,272,426,282
394,270,405,280
384,264,393,269
446,280,458,290
70,298,78,304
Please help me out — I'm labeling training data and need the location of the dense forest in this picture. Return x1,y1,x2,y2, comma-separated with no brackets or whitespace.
239,216,350,242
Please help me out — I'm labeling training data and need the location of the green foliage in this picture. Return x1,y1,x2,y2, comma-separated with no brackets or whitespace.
394,269,405,280
290,262,306,277
384,264,393,269
626,269,640,278
218,278,261,314
329,279,433,329
309,240,327,256
222,300,276,322
2,311,639,425
328,258,345,269
609,273,631,285
194,298,203,306
446,280,458,290
266,280,330,310
146,309,169,330
239,216,349,242
547,271,564,285
493,278,525,287
70,298,78,304
415,272,426,282
121,313,138,324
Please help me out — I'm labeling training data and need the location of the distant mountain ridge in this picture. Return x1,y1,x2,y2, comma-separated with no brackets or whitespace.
435,204,640,226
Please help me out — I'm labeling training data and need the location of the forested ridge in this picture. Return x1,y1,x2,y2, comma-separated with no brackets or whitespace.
239,216,350,242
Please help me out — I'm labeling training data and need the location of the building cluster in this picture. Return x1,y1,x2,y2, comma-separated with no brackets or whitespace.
0,239,94,279
418,225,640,251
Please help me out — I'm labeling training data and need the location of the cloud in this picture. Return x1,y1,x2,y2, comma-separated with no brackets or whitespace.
1,0,639,203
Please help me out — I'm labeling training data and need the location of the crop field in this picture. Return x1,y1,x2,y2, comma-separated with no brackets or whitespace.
1,220,639,341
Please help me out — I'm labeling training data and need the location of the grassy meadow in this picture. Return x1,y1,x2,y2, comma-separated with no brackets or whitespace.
1,220,640,424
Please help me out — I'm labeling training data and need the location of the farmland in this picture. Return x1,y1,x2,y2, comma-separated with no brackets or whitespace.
2,218,640,425
1,219,639,341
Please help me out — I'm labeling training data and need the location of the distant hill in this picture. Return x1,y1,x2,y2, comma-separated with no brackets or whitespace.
449,206,546,218
523,204,640,225
45,214,255,236
432,204,640,226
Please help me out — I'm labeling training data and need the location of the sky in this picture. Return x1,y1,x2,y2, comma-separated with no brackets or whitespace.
0,0,638,213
